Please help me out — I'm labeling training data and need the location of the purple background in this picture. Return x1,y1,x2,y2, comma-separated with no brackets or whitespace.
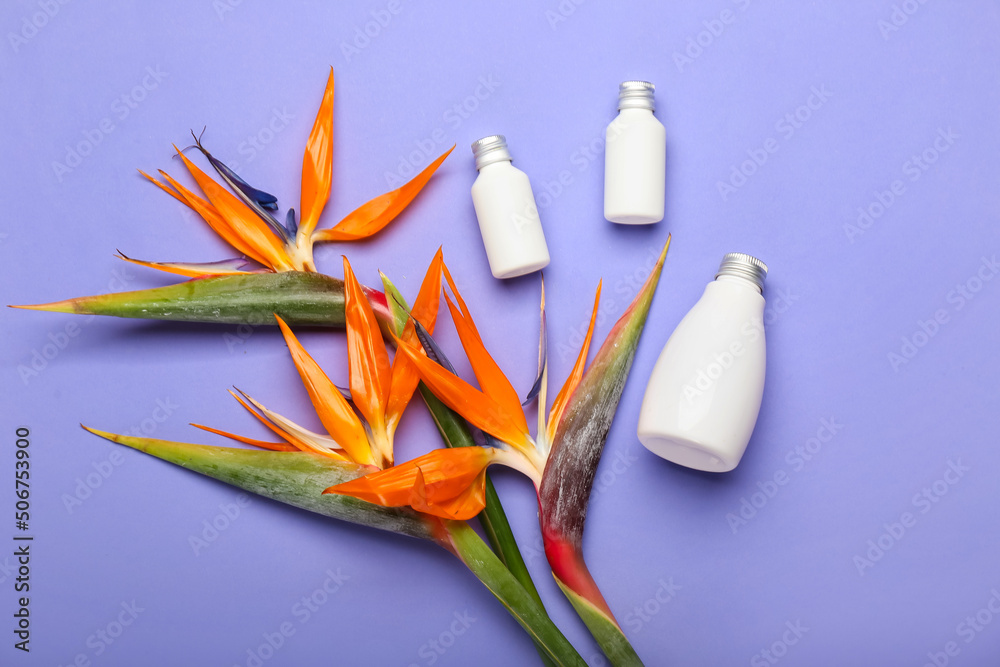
3,1,999,665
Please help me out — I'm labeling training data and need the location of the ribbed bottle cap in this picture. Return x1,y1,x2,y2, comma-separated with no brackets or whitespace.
618,81,655,111
715,253,768,292
471,135,512,170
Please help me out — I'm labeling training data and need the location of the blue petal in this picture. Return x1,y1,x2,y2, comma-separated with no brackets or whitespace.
285,208,299,237
188,131,288,242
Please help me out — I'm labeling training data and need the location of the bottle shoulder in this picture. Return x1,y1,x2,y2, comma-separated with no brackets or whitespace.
473,161,530,191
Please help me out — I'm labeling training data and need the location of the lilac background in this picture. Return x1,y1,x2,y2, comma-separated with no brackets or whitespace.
2,1,999,665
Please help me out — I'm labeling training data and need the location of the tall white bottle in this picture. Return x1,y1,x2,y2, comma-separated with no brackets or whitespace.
604,81,666,225
637,253,768,472
470,135,550,279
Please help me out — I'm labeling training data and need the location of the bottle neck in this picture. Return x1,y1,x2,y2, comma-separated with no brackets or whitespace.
618,81,655,111
715,253,767,293
472,135,512,170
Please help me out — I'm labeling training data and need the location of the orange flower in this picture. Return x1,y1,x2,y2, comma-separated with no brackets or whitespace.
194,250,444,472
323,263,605,519
324,236,670,529
124,69,453,277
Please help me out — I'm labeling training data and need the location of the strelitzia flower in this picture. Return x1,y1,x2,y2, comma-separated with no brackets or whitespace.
194,252,444,471
81,251,586,666
325,236,671,666
127,68,453,276
14,69,451,328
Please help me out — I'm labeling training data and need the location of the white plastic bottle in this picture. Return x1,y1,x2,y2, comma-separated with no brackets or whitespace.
637,253,768,472
604,81,666,225
470,135,550,279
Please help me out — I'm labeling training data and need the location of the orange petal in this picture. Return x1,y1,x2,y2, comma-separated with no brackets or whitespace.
548,281,602,442
393,336,532,451
342,258,393,460
174,147,294,271
275,316,375,466
385,248,444,431
312,146,454,243
138,168,189,207
190,423,299,451
298,68,335,238
442,264,528,434
143,169,269,268
323,447,494,520
228,390,349,461
115,253,256,278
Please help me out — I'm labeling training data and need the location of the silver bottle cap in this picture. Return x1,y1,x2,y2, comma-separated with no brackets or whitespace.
715,253,768,292
618,81,655,111
471,135,512,170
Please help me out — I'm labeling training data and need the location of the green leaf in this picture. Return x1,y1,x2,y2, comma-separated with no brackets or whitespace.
540,236,669,545
83,427,432,539
84,427,583,665
537,235,669,664
13,271,391,328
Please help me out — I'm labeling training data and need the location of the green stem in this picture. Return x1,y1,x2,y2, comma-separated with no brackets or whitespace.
545,536,643,666
419,385,558,667
553,577,643,667
419,385,543,606
381,276,545,612
444,521,586,667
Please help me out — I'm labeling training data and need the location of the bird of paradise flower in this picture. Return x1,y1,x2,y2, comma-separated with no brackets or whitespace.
84,251,588,666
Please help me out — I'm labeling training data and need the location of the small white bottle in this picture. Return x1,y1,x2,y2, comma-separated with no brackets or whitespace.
604,81,666,225
470,135,550,279
637,253,768,472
